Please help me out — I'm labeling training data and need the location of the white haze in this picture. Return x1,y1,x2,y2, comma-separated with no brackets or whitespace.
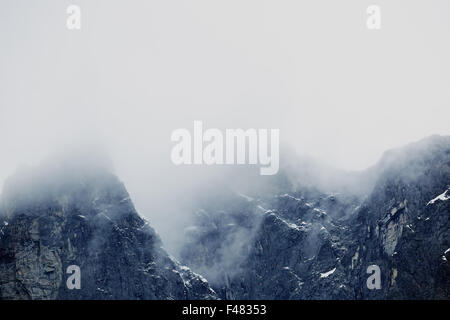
1,1,450,252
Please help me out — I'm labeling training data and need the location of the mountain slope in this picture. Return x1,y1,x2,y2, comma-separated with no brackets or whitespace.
180,135,450,299
1,135,448,300
0,165,217,300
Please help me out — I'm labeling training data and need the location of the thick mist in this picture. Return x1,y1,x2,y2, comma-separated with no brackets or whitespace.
2,1,450,254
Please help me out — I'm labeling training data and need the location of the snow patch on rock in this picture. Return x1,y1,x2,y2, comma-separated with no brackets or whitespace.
320,267,336,278
427,188,450,206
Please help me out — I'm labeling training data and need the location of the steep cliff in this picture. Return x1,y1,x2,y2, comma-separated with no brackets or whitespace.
1,136,448,300
180,136,450,299
0,164,217,300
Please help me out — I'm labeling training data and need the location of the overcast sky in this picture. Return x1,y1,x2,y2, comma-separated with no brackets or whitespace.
1,1,450,247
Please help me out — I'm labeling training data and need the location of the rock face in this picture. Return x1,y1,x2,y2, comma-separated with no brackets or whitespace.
350,136,450,299
0,165,217,300
180,136,450,299
1,135,449,300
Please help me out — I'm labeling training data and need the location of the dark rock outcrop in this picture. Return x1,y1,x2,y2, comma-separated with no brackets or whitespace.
180,135,450,299
1,135,449,300
0,165,217,300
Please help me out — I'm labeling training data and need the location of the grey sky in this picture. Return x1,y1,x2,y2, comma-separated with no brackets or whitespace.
1,1,450,248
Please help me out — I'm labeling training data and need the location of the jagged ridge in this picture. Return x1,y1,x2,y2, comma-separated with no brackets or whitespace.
0,164,217,300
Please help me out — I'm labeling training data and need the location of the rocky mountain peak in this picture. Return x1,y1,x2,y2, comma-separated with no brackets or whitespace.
0,162,217,300
1,135,449,300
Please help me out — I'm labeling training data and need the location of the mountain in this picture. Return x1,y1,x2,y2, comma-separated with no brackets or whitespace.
0,163,217,300
1,135,449,300
180,135,450,299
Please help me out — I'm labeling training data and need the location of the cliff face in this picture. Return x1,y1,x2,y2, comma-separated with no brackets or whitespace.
350,136,450,299
0,166,217,300
180,136,450,299
1,136,449,300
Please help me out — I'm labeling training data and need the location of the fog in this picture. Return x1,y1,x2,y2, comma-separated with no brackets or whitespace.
1,1,450,253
